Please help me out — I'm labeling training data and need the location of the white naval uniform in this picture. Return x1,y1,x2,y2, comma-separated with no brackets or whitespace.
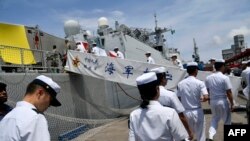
241,67,250,99
173,59,183,69
177,76,208,141
0,101,50,141
158,86,185,113
205,72,232,139
91,46,100,56
129,101,189,141
147,56,155,64
241,66,250,87
76,43,86,53
116,51,125,59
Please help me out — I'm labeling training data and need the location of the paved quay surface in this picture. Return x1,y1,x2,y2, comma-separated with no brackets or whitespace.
74,96,248,141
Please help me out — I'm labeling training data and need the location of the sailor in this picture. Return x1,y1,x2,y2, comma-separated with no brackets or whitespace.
224,66,233,76
205,59,234,141
241,60,250,99
50,45,60,73
0,75,62,141
150,67,193,140
171,54,183,69
91,42,100,56
114,47,124,59
75,41,87,53
241,60,248,71
241,60,250,89
209,58,216,72
0,82,12,121
83,33,91,53
91,42,107,56
145,51,155,64
83,33,88,41
62,40,71,68
129,72,189,141
177,62,209,141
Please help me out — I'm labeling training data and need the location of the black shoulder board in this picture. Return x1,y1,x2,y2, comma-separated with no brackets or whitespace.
167,89,174,92
32,108,44,115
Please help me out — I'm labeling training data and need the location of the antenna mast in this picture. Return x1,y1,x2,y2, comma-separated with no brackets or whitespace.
192,38,200,62
154,13,158,30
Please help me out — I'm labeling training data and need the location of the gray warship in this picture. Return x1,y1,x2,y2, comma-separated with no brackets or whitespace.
0,15,183,140
1,14,247,140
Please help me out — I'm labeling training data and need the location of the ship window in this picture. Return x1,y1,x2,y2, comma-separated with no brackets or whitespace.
39,32,44,36
99,32,104,36
154,46,163,52
101,38,105,46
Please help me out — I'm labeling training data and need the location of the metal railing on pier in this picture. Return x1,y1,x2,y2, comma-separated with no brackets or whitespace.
0,45,63,73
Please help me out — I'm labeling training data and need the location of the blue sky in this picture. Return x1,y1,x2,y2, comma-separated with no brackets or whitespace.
1,0,250,62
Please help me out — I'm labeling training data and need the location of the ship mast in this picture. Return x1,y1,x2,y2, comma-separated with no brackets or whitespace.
154,13,158,30
192,38,200,62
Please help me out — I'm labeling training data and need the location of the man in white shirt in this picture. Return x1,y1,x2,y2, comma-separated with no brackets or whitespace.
91,43,107,56
171,54,183,69
129,72,189,141
209,58,216,72
205,59,234,141
145,51,155,64
150,67,193,140
0,75,62,141
75,41,87,53
177,62,209,141
241,61,250,98
114,47,125,59
50,45,60,73
91,43,100,56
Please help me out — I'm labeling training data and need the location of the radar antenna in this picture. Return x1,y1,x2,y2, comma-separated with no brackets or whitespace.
152,13,174,51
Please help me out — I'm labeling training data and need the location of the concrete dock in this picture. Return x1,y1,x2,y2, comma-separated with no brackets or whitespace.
73,96,248,141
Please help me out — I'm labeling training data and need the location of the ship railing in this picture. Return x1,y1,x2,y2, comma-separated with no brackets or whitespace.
0,45,63,73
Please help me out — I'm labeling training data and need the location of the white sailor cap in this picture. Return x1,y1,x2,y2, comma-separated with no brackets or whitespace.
215,59,225,63
150,67,172,80
145,51,151,55
32,75,61,107
136,72,157,86
150,67,166,74
187,62,198,67
92,42,97,45
210,58,216,61
242,61,248,64
171,54,178,58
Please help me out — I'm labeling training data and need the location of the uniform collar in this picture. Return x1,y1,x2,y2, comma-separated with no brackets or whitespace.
187,75,196,79
149,100,161,106
215,71,223,75
16,101,36,110
159,85,165,89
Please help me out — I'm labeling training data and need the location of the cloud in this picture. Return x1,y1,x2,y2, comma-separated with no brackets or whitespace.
227,26,250,39
110,10,125,22
92,9,104,14
79,18,102,30
110,10,124,17
56,9,88,21
212,35,223,45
